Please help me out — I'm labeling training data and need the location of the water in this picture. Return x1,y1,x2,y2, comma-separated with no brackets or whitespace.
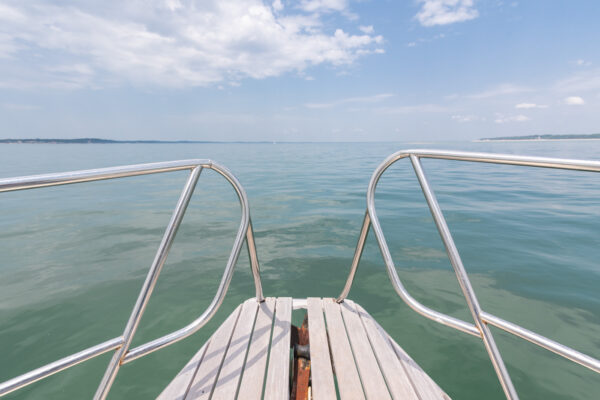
0,141,599,399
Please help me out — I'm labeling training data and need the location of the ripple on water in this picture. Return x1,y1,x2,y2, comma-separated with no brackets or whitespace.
0,141,599,399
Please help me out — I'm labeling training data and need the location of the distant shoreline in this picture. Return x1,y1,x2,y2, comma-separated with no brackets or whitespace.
475,138,600,142
477,134,600,142
3,136,600,144
0,138,273,144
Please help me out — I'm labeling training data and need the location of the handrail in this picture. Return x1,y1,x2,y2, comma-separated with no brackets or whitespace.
337,149,600,400
0,159,264,398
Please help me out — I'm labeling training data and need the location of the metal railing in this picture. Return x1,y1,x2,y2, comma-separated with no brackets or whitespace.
0,159,264,399
337,149,600,400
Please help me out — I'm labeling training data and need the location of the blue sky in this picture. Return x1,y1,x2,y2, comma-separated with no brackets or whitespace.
0,0,599,141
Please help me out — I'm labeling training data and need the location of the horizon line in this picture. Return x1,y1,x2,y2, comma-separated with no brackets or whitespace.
0,137,462,144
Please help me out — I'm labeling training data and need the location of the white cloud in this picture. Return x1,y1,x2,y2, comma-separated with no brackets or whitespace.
165,0,183,12
494,114,530,124
554,70,600,93
0,0,383,89
515,103,548,109
451,114,480,122
272,0,284,11
359,25,374,34
468,84,531,99
305,93,394,108
406,33,446,47
299,0,349,13
574,59,592,67
564,96,585,105
378,104,449,114
415,0,479,27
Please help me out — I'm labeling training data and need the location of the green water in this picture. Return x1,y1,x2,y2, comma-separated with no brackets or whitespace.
0,141,599,399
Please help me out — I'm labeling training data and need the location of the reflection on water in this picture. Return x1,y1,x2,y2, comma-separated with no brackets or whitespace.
0,141,599,399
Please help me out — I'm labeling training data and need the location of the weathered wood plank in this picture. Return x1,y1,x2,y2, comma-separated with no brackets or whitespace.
156,340,210,400
264,297,292,400
160,298,449,400
339,300,392,400
185,305,242,399
237,298,276,399
211,299,259,399
306,298,336,400
352,302,419,400
322,299,365,400
384,328,450,400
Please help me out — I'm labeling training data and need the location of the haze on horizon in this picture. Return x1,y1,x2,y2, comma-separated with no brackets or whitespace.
0,0,598,142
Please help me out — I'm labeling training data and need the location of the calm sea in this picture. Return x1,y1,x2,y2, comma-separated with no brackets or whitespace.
0,141,599,399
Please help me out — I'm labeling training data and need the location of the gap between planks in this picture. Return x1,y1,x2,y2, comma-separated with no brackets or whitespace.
158,298,449,400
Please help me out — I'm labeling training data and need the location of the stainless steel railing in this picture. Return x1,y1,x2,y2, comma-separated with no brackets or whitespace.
0,159,264,399
337,149,600,400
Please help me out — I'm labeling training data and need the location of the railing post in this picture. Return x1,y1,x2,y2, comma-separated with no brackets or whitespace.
363,153,482,336
335,149,600,398
409,155,519,400
246,218,264,302
337,211,371,302
0,159,266,398
93,166,202,400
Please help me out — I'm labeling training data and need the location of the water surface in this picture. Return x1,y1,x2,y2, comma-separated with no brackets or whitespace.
0,141,599,399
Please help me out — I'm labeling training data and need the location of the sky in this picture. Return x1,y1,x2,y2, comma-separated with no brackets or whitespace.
0,0,599,142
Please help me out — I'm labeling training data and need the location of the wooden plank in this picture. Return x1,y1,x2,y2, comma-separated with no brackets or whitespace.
237,298,276,400
157,340,211,400
339,300,392,400
384,329,450,400
185,305,242,399
306,298,336,400
352,302,419,400
264,297,292,400
322,299,365,400
211,299,259,399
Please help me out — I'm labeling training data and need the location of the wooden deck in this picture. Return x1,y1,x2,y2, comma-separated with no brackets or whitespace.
157,297,450,400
